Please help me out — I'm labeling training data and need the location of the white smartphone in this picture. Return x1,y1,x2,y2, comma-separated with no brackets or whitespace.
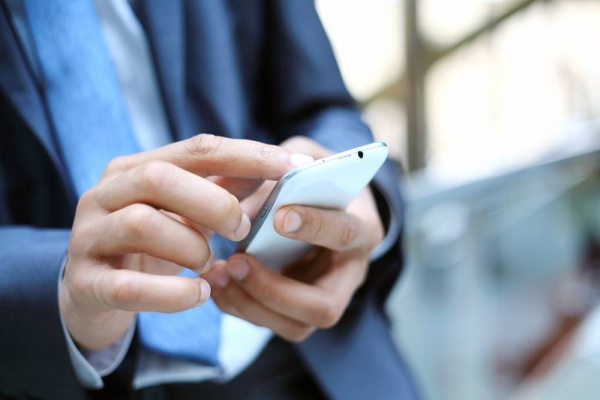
236,142,388,270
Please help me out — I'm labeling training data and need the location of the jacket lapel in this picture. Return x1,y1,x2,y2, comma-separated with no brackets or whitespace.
184,0,246,140
0,4,65,175
140,0,246,141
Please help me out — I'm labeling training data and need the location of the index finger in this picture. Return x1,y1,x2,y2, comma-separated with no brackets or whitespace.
105,134,313,180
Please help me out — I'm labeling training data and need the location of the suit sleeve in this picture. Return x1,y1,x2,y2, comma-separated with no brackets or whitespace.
0,227,88,399
262,0,405,300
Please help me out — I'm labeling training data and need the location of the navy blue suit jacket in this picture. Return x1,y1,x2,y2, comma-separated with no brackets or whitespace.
0,1,417,399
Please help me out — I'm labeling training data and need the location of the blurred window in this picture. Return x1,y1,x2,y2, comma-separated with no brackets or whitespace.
316,0,407,163
425,0,600,179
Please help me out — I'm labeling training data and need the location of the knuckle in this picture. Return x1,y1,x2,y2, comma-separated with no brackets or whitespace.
137,161,172,190
70,221,97,255
186,134,223,158
124,205,156,239
315,299,342,328
68,272,89,300
104,156,131,177
109,275,138,306
76,188,97,212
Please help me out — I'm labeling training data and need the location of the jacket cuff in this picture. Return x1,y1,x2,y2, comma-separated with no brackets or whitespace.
369,180,401,262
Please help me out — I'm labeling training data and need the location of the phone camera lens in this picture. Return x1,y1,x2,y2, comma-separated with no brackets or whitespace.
358,151,363,159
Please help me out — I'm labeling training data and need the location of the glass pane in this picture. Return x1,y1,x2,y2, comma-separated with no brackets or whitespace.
420,0,527,46
425,0,600,180
316,0,405,102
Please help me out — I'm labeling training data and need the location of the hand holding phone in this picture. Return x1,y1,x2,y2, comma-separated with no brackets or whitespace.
204,138,387,342
236,142,388,270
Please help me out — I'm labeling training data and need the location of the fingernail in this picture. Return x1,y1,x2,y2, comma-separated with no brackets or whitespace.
200,250,214,273
228,258,249,281
234,213,251,240
215,267,230,288
283,210,302,233
289,153,314,168
198,280,211,304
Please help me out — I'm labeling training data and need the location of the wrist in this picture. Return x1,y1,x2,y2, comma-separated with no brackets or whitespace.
59,276,135,351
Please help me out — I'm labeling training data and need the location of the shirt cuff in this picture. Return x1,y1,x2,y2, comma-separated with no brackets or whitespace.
58,256,136,389
369,180,401,262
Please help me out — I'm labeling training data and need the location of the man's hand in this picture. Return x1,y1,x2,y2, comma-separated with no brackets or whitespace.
60,134,312,350
204,137,384,341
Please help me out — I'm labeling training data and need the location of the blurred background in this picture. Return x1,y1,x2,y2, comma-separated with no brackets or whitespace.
316,0,600,399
